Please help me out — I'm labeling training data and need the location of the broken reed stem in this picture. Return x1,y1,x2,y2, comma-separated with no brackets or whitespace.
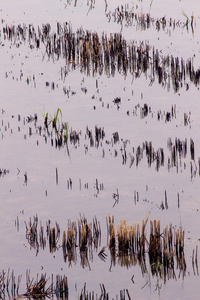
107,213,115,251
49,227,56,252
56,168,58,185
55,275,68,299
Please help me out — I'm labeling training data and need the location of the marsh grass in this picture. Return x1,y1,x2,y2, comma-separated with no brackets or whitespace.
149,0,154,11
79,282,132,300
43,108,63,135
0,270,69,300
106,214,186,279
24,214,186,280
40,108,70,155
142,260,163,300
4,23,200,92
24,276,51,298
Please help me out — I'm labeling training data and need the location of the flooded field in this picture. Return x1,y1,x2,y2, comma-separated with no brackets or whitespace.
1,0,200,299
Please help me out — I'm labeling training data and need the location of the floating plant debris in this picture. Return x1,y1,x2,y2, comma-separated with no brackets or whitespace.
0,270,68,300
23,276,51,298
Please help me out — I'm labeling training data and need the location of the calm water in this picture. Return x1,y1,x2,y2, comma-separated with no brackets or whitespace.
1,0,200,299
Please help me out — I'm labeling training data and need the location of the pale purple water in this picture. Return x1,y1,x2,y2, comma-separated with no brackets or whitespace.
1,0,200,299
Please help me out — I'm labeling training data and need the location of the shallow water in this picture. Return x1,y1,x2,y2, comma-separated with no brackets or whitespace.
1,0,200,299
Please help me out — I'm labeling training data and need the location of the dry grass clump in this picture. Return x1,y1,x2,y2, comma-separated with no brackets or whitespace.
62,216,101,267
106,213,185,279
149,221,186,281
24,276,51,298
24,214,186,280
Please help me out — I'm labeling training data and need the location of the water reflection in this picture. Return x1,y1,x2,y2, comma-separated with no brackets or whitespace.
106,5,195,35
23,213,189,286
2,23,200,92
1,110,200,178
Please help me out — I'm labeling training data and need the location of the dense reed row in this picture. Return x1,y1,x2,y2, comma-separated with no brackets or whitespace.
106,214,186,282
2,22,200,91
63,0,195,34
23,213,190,282
106,5,195,33
1,109,200,177
0,270,133,300
1,216,195,297
25,215,101,268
